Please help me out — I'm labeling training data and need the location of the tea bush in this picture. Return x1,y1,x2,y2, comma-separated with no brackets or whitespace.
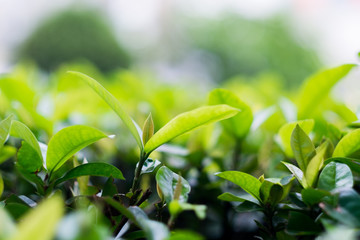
0,62,360,240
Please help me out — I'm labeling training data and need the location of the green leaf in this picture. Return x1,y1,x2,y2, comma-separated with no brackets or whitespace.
144,105,240,153
46,125,108,172
169,200,207,219
318,162,353,191
139,158,161,175
155,166,191,203
0,115,13,152
287,211,322,235
102,177,118,197
55,162,124,185
9,195,64,240
305,141,329,187
166,230,204,240
0,207,16,239
278,119,314,157
234,200,263,213
142,113,154,145
0,146,17,164
68,71,143,150
325,157,360,173
297,64,356,118
0,173,3,198
290,124,315,171
282,162,308,188
259,180,283,204
129,206,170,240
301,188,331,206
17,141,43,173
333,129,360,158
104,198,138,225
218,192,260,205
10,120,42,161
208,89,252,139
216,171,261,201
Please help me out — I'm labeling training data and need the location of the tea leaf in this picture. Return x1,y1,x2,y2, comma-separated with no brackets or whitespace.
325,157,360,173
144,105,239,153
46,125,108,172
17,141,43,173
139,158,161,175
142,113,154,145
216,171,261,201
297,64,356,118
301,188,331,206
156,166,191,203
318,162,353,191
305,141,329,188
55,162,125,185
333,129,360,158
9,195,64,240
278,119,314,157
291,124,315,171
282,162,308,188
10,120,42,161
68,71,143,150
208,89,252,139
0,115,13,152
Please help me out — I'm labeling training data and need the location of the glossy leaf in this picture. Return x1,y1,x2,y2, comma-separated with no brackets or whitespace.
301,188,331,206
0,115,13,152
9,195,64,240
144,105,239,153
278,119,314,157
139,158,161,175
55,162,124,185
259,180,283,204
291,124,315,171
218,192,260,205
216,171,261,201
318,162,353,191
234,200,263,213
46,125,108,172
17,141,43,173
297,64,356,118
208,89,252,139
129,206,170,240
282,162,308,188
156,166,191,203
68,71,143,150
10,120,42,161
305,141,329,187
333,128,360,158
325,157,360,173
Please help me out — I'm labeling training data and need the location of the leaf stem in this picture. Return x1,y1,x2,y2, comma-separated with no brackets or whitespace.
131,151,149,194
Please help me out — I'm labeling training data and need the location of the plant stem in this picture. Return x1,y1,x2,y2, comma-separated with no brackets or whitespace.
263,205,276,240
131,151,149,194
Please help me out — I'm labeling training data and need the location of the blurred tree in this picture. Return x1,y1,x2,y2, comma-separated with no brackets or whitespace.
18,8,131,72
185,15,322,87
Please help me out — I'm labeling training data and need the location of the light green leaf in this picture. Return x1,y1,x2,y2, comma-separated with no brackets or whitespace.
318,162,353,191
9,195,64,240
17,141,43,173
10,120,42,161
333,129,360,158
297,64,356,118
305,141,329,188
278,119,314,157
0,146,17,164
208,89,252,139
282,162,308,188
291,124,315,172
216,171,261,201
0,115,13,152
46,125,108,172
325,157,360,173
169,200,207,220
0,207,16,239
142,113,154,145
166,230,204,240
67,71,143,150
156,166,191,203
144,105,239,153
55,162,125,185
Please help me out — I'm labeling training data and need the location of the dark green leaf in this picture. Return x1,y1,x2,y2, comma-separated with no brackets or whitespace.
286,211,322,235
218,192,260,205
234,200,262,213
102,177,118,197
301,188,331,206
260,180,283,204
55,163,124,185
17,141,43,173
325,157,360,173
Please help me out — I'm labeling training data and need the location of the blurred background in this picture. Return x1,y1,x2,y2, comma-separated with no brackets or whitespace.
1,0,360,98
